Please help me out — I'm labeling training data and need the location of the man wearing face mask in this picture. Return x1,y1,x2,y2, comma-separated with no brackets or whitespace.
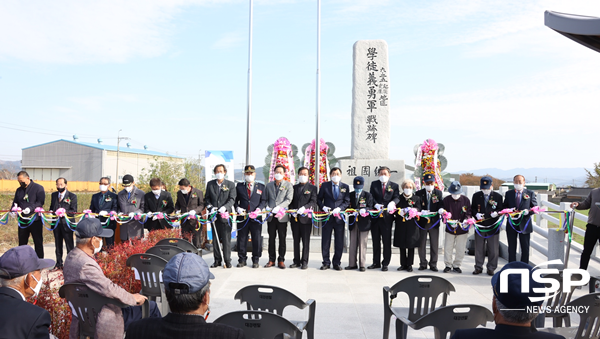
12,171,46,258
442,181,471,274
234,165,266,268
368,166,400,271
504,175,537,264
204,164,237,268
415,174,444,272
175,178,205,249
49,177,78,271
90,177,119,247
0,245,55,339
117,174,146,241
347,176,373,271
471,176,504,275
393,179,422,272
289,166,317,269
63,218,161,338
317,167,350,271
144,178,175,232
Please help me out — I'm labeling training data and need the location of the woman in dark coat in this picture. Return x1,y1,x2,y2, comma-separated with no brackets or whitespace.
393,179,422,272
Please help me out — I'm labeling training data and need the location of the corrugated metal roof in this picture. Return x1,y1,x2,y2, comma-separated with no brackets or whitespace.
22,139,185,158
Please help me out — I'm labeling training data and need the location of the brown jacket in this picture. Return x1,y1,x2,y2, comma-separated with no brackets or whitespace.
63,247,136,339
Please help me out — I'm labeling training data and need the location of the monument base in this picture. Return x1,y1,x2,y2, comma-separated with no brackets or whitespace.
339,159,405,190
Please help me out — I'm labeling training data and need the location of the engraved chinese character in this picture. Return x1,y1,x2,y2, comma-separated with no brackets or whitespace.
366,132,378,143
367,100,377,112
347,166,356,176
379,72,388,83
367,124,377,132
378,84,389,94
368,86,377,100
367,72,378,87
367,61,378,71
366,115,378,124
367,47,378,60
379,95,388,106
361,166,371,176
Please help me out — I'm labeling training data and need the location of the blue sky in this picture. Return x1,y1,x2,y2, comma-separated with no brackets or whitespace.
1,0,599,174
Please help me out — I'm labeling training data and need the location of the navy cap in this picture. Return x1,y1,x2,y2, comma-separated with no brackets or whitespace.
164,253,215,294
74,218,114,238
122,174,134,186
244,165,256,173
448,181,463,195
480,176,493,189
354,176,365,189
492,262,545,309
0,245,55,279
423,174,435,183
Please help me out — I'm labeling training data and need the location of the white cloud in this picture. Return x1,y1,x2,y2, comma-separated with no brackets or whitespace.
212,31,246,50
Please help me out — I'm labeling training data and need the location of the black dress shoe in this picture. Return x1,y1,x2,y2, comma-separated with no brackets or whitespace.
443,267,451,273
320,264,330,270
225,263,232,268
381,266,388,271
473,269,483,275
237,262,246,268
407,266,413,272
252,263,259,268
333,265,342,271
367,264,381,269
418,266,427,271
359,267,366,272
210,262,222,268
453,267,462,273
290,263,300,268
345,266,358,270
301,264,308,270
487,269,495,276
430,266,438,272
397,266,406,271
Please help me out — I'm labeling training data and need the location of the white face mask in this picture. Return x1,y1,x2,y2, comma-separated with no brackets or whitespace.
99,184,108,192
331,176,341,183
482,189,492,195
274,173,284,181
403,188,413,196
93,238,103,255
424,185,434,192
29,273,42,297
452,194,461,200
124,186,133,193
245,175,255,183
215,173,225,180
180,188,189,195
514,184,524,191
152,189,161,195
379,175,389,183
298,175,308,184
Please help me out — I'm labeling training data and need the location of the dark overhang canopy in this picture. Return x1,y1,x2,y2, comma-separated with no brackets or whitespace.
545,10,600,53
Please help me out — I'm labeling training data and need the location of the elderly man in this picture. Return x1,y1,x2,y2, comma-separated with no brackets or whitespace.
234,165,266,268
261,164,293,269
13,171,46,258
442,181,471,274
49,177,78,271
175,178,205,249
346,176,373,271
571,186,600,270
117,174,146,241
0,245,55,339
63,218,161,339
504,175,537,264
144,177,175,232
125,253,244,339
90,177,119,247
451,262,564,339
471,176,504,276
416,173,444,272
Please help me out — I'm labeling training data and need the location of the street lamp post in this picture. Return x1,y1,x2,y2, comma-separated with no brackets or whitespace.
115,129,130,190
315,0,321,191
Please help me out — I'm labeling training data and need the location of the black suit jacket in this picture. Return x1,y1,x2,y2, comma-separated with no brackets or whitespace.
143,191,175,230
205,180,237,222
89,191,118,214
504,189,538,233
125,312,245,339
290,183,318,224
471,191,504,227
349,190,374,231
0,287,51,339
317,181,350,225
234,182,266,214
49,190,77,232
12,180,45,218
452,324,564,339
415,188,444,229
369,180,400,223
175,187,205,228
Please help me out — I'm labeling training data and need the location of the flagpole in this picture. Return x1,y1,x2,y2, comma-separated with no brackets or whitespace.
315,0,321,191
245,0,254,166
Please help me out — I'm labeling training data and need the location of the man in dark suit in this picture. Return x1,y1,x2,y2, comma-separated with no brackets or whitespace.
289,166,317,269
0,245,55,339
504,175,537,264
125,252,245,339
451,262,564,339
368,166,400,271
347,176,373,271
471,176,504,276
415,174,444,271
89,176,119,247
175,178,205,249
12,171,46,258
234,165,266,268
204,164,237,268
317,167,350,271
117,174,146,241
49,177,77,271
144,177,175,232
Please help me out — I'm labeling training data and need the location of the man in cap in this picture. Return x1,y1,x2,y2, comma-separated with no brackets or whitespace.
451,262,565,339
416,173,444,271
571,185,600,270
117,174,146,241
175,178,205,249
347,176,373,272
234,165,266,268
0,245,55,339
12,170,46,258
289,166,317,269
63,218,161,338
442,181,471,273
504,175,537,264
125,253,245,339
471,176,504,276
90,177,119,247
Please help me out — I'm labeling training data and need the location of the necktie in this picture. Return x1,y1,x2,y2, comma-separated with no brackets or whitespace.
484,194,489,206
382,183,386,194
101,194,105,207
247,185,251,210
334,184,339,200
427,193,431,210
516,191,521,208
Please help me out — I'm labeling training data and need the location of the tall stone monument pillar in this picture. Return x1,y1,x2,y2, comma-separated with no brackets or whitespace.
341,40,404,189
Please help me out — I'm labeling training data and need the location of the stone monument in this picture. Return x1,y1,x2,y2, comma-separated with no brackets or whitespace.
340,40,405,189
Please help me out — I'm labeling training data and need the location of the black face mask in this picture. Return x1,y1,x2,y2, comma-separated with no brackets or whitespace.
19,182,27,189
57,187,66,193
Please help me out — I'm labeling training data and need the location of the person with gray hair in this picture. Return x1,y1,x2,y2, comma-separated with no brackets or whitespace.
393,178,422,272
451,262,565,339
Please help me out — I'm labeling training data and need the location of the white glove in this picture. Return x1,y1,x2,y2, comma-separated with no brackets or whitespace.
210,207,217,213
188,210,196,216
387,202,396,210
23,207,30,215
359,208,366,215
99,210,108,216
175,210,181,214
146,212,153,217
438,208,445,215
218,206,227,213
13,203,18,210
491,212,498,218
375,204,383,210
476,213,484,220
152,215,158,221
272,206,281,214
128,212,135,218
298,206,306,215
323,206,331,213
118,212,123,216
523,209,529,216
332,207,341,214
237,207,246,215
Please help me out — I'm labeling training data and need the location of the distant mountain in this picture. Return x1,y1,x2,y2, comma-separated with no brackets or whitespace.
455,167,587,186
0,160,20,172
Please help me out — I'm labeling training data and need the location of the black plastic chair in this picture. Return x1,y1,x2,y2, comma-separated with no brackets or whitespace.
538,292,600,339
155,238,199,255
541,272,583,327
234,285,316,339
59,283,149,338
214,310,302,339
126,253,169,316
398,304,493,339
145,245,185,262
383,275,456,339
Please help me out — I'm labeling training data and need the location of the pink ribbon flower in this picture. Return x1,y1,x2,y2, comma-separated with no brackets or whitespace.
83,209,92,214
360,210,369,218
55,208,66,218
499,208,514,215
249,208,260,219
134,213,142,221
530,206,547,214
408,208,419,220
220,212,230,219
275,209,286,219
332,210,341,219
388,206,397,215
11,206,21,212
34,207,45,213
157,213,164,220
109,211,117,220
442,211,452,221
465,218,476,226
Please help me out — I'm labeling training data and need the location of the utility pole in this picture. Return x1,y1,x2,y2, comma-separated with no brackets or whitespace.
315,0,321,191
245,0,254,166
115,129,130,190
